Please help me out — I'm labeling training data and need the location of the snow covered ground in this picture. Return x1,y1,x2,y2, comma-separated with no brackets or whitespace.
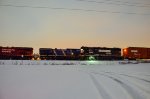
0,60,150,99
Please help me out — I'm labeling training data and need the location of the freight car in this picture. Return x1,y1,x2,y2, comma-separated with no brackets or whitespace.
81,46,122,60
123,47,150,60
0,46,33,60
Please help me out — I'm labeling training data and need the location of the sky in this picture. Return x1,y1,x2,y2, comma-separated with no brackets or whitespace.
0,0,150,53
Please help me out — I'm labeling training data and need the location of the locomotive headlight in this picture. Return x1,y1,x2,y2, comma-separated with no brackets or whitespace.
88,56,95,61
87,56,98,65
124,49,127,52
80,49,84,53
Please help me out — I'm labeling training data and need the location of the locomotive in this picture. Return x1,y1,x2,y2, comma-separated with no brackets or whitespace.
39,48,81,60
80,46,122,60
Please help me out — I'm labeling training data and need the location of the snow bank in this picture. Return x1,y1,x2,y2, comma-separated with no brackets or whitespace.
0,60,141,66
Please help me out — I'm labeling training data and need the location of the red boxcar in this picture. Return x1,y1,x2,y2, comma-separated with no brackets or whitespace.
123,47,150,59
0,47,33,60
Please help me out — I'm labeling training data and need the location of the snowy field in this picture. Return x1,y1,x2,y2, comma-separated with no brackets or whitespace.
0,60,150,99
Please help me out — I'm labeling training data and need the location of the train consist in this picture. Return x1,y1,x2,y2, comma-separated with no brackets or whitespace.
0,46,150,60
0,46,33,60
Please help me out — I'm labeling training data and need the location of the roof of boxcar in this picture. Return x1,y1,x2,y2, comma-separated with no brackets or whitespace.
0,46,33,49
128,47,149,49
